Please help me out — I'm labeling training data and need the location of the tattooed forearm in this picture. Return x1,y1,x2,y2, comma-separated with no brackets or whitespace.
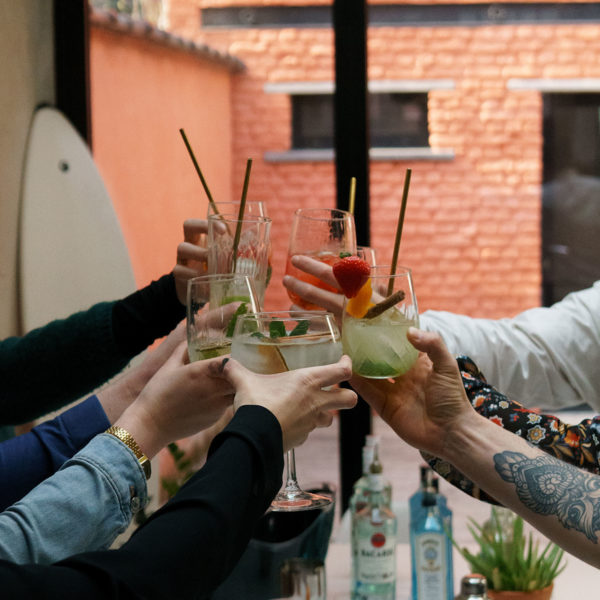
494,451,600,543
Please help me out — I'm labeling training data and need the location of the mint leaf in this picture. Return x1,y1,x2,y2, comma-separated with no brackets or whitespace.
289,320,309,336
225,303,248,337
269,321,287,339
250,331,266,339
339,251,352,258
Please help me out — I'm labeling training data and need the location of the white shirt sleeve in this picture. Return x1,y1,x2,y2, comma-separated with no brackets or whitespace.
419,282,600,411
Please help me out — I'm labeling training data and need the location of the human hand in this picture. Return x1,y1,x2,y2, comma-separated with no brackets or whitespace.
349,328,475,458
282,255,344,320
173,219,209,304
215,355,357,452
96,320,187,423
115,343,234,458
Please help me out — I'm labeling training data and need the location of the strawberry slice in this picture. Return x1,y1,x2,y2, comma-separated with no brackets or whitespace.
332,256,371,298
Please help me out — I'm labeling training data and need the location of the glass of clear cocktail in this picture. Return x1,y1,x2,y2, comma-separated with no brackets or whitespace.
342,266,419,378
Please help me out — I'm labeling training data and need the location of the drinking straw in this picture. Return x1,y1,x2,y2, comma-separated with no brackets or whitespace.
348,177,356,215
387,168,412,296
231,158,253,272
178,128,220,216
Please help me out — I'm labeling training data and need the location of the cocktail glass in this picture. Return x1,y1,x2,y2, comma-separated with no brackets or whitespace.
207,213,272,304
356,246,378,266
186,274,260,362
342,266,419,378
231,310,342,511
285,208,356,310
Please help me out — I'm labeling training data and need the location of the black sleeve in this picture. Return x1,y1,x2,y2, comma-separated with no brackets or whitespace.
111,272,185,357
0,405,283,600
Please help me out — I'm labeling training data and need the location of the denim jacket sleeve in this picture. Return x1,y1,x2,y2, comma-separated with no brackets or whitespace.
0,395,110,511
0,434,148,565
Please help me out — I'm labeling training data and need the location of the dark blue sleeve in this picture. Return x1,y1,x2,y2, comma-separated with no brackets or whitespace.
0,396,109,510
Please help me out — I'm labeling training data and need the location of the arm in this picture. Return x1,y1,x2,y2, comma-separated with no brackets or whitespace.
0,406,280,599
0,322,187,509
0,396,109,511
0,274,184,425
351,329,600,568
0,358,355,597
425,355,600,504
419,281,600,411
0,434,147,564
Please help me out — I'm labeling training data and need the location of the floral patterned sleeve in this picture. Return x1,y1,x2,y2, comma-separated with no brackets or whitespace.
423,355,600,504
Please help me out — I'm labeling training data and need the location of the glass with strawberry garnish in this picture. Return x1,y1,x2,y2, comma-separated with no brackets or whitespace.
285,208,356,310
336,264,420,378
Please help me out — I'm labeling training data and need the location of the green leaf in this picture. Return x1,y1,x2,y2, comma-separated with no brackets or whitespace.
225,302,248,337
339,251,352,258
269,320,287,339
250,331,266,339
289,320,309,336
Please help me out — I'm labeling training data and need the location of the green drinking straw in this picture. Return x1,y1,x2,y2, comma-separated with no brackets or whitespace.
387,168,412,297
231,158,253,272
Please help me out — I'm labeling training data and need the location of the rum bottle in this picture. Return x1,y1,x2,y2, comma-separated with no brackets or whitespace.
352,448,397,600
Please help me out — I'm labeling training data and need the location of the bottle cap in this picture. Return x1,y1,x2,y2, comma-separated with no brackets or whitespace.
460,574,488,596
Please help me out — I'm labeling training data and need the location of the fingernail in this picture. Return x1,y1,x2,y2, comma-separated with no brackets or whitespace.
219,357,229,373
408,327,421,339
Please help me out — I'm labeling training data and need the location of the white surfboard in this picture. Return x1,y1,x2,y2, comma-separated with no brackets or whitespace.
19,106,136,332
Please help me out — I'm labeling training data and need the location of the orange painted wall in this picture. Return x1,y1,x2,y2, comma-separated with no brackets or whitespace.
89,25,235,289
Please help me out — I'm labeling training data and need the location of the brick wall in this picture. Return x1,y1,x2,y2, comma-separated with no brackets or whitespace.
165,1,600,317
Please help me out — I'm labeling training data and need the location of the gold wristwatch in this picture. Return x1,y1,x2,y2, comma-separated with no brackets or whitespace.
106,426,152,479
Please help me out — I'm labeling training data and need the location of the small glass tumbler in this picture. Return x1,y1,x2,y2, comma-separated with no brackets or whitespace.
280,558,326,600
186,274,260,362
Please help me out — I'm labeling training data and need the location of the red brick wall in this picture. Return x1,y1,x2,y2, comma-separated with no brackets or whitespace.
164,1,600,317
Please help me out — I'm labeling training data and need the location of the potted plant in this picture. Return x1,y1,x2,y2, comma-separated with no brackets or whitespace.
454,508,566,600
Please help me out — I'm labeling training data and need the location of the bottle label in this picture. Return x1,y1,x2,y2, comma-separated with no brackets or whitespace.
415,532,447,600
356,532,396,585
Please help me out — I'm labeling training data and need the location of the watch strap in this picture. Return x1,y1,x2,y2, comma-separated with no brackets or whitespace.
106,425,152,479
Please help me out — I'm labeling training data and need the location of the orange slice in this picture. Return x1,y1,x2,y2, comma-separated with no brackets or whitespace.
346,279,374,318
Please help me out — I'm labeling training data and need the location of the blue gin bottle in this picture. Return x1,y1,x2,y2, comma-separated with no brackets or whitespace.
410,479,454,600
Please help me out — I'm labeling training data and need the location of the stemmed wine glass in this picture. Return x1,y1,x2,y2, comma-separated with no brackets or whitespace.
231,310,342,511
285,208,356,310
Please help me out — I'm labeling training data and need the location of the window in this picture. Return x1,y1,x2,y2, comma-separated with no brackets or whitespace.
542,93,600,305
291,93,429,150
